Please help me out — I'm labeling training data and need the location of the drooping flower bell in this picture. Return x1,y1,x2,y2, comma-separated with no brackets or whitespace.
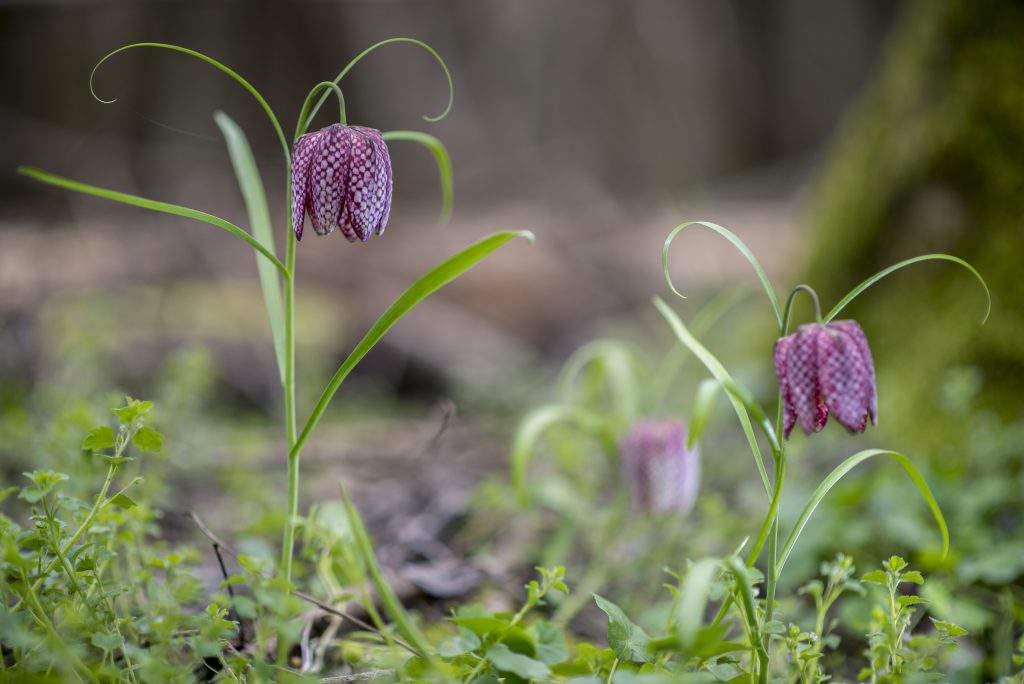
620,420,700,514
774,320,877,438
291,124,392,242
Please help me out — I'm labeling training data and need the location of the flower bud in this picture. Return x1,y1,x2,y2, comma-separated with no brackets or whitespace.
291,124,392,242
620,420,700,514
774,320,877,438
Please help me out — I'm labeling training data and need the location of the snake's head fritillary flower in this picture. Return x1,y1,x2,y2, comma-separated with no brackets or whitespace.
774,320,877,438
621,420,700,514
291,124,392,242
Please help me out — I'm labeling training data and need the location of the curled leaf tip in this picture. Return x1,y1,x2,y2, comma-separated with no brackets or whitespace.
518,230,537,245
334,37,454,124
824,253,991,327
89,48,128,105
663,221,781,328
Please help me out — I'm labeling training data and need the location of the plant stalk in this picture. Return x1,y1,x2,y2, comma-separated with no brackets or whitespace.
280,207,299,581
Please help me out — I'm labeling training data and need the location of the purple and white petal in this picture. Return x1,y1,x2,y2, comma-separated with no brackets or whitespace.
787,325,827,435
621,420,699,514
817,326,870,433
290,130,323,240
829,320,877,425
774,334,797,437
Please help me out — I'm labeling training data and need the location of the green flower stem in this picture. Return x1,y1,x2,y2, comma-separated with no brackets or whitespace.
784,284,823,326
726,557,768,684
64,462,120,558
42,498,82,596
280,190,299,582
762,399,788,667
295,82,348,139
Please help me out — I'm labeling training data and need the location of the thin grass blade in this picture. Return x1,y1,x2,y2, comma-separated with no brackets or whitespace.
90,42,288,161
340,483,435,660
558,339,639,426
662,221,782,330
654,296,772,495
17,166,287,275
214,112,287,385
650,286,748,410
382,131,453,225
302,37,454,136
776,449,948,577
292,231,533,458
675,558,720,648
724,555,767,664
510,403,610,506
824,254,990,324
687,379,720,449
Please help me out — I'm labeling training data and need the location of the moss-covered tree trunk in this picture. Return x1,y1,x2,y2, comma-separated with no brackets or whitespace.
805,0,1024,440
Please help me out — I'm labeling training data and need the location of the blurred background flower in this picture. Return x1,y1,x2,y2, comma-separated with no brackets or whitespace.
620,419,699,514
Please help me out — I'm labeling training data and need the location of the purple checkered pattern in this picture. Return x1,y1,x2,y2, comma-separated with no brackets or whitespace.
774,320,877,438
291,124,392,243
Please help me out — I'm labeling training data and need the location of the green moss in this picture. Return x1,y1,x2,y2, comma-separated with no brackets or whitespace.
804,0,1024,441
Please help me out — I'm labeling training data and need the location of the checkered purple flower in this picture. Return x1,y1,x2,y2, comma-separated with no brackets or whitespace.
774,320,877,438
291,124,392,242
621,420,700,514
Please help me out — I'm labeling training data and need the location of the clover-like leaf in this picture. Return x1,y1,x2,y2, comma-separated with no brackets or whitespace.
438,628,481,658
861,570,888,585
485,643,551,681
593,594,652,664
82,426,116,452
132,426,163,453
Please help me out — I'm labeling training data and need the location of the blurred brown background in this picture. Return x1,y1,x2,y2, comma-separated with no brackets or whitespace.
0,0,902,402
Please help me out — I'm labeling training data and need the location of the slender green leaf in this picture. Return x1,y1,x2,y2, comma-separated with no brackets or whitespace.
293,230,533,458
214,111,287,384
662,221,782,330
688,380,720,449
558,339,638,423
340,483,435,659
777,449,948,577
90,42,289,161
650,286,749,409
302,37,454,135
17,166,288,276
724,556,767,664
510,403,609,506
675,558,720,649
383,130,453,225
654,296,772,494
824,254,990,324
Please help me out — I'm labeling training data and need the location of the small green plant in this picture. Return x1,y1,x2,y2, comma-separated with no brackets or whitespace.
433,567,570,681
650,220,989,682
859,556,966,682
786,553,864,682
17,36,531,661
